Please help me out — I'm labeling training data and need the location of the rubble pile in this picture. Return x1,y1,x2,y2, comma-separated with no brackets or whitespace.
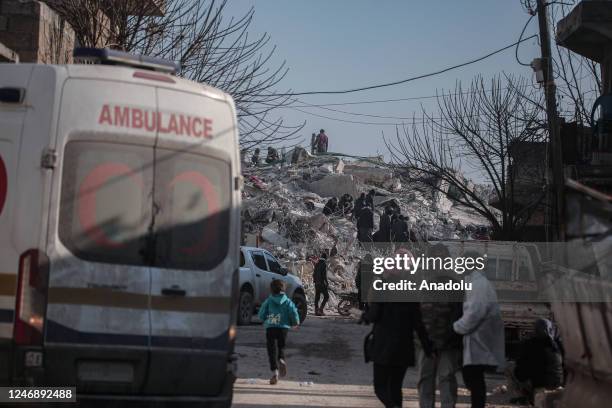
241,152,491,312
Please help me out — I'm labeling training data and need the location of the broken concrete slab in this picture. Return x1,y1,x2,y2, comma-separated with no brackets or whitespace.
343,164,393,185
308,174,359,198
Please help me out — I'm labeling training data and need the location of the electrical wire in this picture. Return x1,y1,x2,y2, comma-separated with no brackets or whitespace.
268,35,538,97
516,15,536,67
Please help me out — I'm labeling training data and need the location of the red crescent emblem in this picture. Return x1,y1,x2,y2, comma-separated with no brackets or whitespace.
78,163,142,248
169,171,220,255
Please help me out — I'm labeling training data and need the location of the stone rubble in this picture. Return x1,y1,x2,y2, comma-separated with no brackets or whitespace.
241,154,492,313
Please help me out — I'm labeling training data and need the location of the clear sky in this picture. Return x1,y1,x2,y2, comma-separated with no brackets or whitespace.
224,0,543,159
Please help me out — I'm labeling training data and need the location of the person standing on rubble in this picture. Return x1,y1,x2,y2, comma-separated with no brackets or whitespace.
354,192,367,220
311,132,318,155
357,205,374,243
453,251,505,408
251,148,260,166
313,253,330,316
391,214,410,243
323,197,338,216
265,146,279,164
378,206,393,242
317,129,329,153
366,189,376,209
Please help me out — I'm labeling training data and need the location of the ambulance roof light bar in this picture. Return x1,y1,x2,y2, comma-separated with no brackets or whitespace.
73,48,180,75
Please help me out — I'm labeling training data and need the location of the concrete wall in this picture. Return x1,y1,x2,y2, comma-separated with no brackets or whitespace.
0,0,75,63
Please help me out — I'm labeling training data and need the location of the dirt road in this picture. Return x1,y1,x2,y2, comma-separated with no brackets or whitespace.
232,314,522,408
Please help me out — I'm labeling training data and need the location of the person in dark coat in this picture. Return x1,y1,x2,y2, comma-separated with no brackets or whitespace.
313,253,329,316
251,148,260,166
377,206,393,242
323,197,338,216
363,297,433,407
365,189,376,209
265,147,279,164
391,214,410,243
508,319,564,405
338,193,354,216
357,205,374,242
355,254,373,311
418,244,463,408
354,193,367,220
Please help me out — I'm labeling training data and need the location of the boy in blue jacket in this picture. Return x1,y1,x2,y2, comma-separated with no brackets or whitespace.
258,279,300,384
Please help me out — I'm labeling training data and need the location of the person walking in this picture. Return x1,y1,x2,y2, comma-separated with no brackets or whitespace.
418,245,463,408
453,253,505,408
258,279,300,385
362,272,433,408
313,253,330,316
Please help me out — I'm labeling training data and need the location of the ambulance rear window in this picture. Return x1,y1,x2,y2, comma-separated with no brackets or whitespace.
59,142,232,271
153,148,231,271
59,142,153,266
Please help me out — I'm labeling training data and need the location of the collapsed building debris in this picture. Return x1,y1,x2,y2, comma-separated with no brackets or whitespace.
241,153,491,311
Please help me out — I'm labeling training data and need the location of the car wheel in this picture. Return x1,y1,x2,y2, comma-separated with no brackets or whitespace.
237,291,253,325
292,292,307,324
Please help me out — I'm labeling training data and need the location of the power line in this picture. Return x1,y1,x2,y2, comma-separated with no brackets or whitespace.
269,35,538,97
516,14,536,66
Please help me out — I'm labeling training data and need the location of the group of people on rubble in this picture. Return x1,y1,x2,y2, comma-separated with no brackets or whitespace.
249,129,330,168
251,146,279,166
322,189,412,245
353,244,564,408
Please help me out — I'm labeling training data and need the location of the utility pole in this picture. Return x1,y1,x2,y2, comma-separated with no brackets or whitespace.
536,0,565,241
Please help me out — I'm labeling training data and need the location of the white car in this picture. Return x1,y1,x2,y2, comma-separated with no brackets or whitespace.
238,246,307,325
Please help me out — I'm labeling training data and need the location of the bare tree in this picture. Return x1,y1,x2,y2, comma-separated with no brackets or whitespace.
48,0,303,148
386,75,547,239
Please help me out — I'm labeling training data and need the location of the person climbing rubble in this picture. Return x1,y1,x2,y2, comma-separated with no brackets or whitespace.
316,129,329,154
323,197,338,216
251,148,260,166
357,205,374,243
313,253,330,316
265,146,279,164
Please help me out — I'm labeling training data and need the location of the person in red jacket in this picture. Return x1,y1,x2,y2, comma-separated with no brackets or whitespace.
317,129,329,153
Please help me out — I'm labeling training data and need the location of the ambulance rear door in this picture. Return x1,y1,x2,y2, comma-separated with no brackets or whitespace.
44,74,156,394
144,85,238,396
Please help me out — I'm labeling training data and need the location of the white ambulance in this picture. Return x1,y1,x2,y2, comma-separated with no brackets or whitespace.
0,48,241,406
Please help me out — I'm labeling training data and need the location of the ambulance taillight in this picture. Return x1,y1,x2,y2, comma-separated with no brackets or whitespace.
14,250,49,346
